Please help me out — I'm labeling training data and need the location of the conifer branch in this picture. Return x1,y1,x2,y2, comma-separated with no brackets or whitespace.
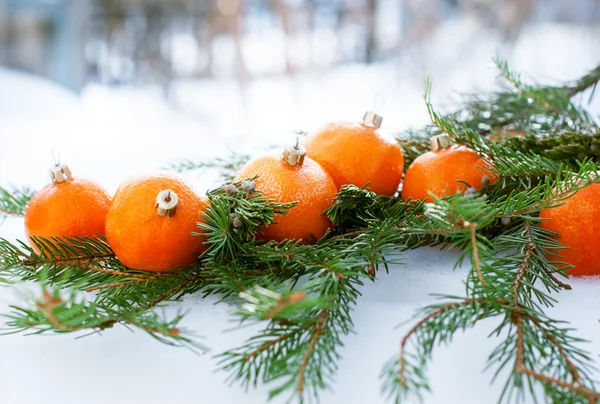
4,287,203,350
493,57,563,115
566,64,600,98
165,151,251,182
297,309,328,394
0,186,34,219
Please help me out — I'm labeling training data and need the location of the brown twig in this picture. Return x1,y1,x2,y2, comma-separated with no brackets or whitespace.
127,319,181,338
36,290,80,332
86,279,150,292
323,266,346,281
501,172,558,179
541,265,572,290
500,177,600,219
528,316,582,386
510,221,594,400
87,265,164,279
242,331,297,362
513,221,533,303
144,277,194,310
264,291,306,320
398,296,598,400
500,67,563,115
35,288,183,338
516,220,571,293
23,256,161,280
332,229,369,240
23,254,113,267
368,239,378,277
222,265,247,293
297,310,328,394
0,208,24,217
399,298,488,387
514,315,599,402
468,223,486,288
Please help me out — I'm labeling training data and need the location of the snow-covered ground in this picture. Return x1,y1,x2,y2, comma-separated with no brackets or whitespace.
1,23,600,404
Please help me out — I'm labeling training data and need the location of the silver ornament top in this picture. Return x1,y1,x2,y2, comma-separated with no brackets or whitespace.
155,189,179,217
362,110,383,128
282,144,306,167
430,135,452,152
49,164,72,183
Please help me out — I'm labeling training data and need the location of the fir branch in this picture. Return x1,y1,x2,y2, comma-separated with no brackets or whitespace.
198,180,296,262
165,151,251,182
297,309,328,394
0,236,167,292
381,61,600,402
397,60,600,168
565,64,600,98
382,193,599,402
497,132,600,170
3,287,204,351
218,226,403,400
1,235,206,348
0,186,34,219
395,130,433,170
493,57,564,115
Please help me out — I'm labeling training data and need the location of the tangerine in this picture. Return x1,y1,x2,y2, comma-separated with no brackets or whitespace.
25,175,111,248
303,113,404,196
539,184,600,276
105,173,208,272
233,147,337,243
401,144,497,202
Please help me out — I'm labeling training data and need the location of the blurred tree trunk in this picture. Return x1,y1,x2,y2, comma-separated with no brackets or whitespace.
365,0,377,63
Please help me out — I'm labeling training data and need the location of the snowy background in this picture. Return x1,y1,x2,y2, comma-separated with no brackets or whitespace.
2,4,600,404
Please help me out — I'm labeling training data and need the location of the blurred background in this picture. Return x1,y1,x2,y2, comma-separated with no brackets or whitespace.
1,0,599,91
1,0,600,191
0,0,600,92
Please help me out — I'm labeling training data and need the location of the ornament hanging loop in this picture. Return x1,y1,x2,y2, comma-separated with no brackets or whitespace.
52,148,61,167
155,190,178,217
373,93,385,113
430,135,452,152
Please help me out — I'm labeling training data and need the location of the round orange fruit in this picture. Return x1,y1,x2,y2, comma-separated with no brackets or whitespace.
25,177,111,247
233,147,337,243
539,184,600,276
303,115,404,196
106,173,208,272
401,145,497,202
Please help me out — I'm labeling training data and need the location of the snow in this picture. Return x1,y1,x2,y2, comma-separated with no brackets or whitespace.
1,23,600,404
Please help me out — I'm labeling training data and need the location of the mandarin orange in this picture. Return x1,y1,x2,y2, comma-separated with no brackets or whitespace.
105,173,208,272
25,172,111,248
539,184,600,276
233,146,337,243
303,113,404,196
401,144,497,202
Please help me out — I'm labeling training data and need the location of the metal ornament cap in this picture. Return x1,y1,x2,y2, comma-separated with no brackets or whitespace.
155,190,179,217
49,164,72,183
362,110,383,128
282,144,307,167
430,135,452,152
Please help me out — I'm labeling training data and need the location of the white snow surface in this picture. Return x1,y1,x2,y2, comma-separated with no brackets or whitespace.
1,24,600,404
